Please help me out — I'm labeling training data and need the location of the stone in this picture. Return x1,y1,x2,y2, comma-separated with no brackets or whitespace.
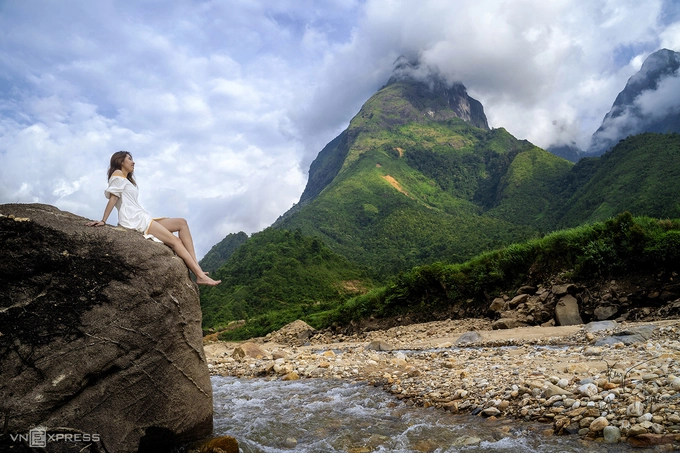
577,383,599,397
282,437,298,448
584,408,601,418
595,334,646,346
627,433,680,447
555,295,583,326
0,204,212,453
443,401,459,413
589,416,609,432
508,294,529,308
272,350,288,360
603,426,621,443
455,331,482,344
628,424,648,436
594,305,618,320
232,342,267,359
517,285,537,295
297,329,316,341
267,320,316,344
579,417,595,428
489,298,507,313
452,435,481,446
669,377,680,391
365,340,394,351
196,436,240,453
482,407,501,417
543,382,572,397
583,346,603,356
492,318,526,330
282,372,300,381
584,320,617,332
551,284,575,296
627,401,645,417
619,325,656,340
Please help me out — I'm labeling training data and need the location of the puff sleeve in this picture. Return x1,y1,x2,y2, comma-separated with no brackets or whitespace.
104,177,127,199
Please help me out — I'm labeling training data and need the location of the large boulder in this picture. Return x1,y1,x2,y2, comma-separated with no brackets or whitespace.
555,294,584,326
0,204,213,452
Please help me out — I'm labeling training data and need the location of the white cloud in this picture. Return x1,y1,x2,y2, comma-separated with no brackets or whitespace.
660,22,680,50
0,0,679,258
637,72,680,116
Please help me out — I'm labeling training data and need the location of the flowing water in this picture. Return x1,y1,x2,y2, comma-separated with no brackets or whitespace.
212,376,636,453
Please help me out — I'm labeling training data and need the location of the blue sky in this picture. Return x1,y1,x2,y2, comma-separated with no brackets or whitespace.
1,0,679,257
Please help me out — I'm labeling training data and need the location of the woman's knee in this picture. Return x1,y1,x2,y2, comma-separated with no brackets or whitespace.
171,218,189,230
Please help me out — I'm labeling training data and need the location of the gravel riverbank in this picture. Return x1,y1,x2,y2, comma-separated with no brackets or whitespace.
204,318,680,449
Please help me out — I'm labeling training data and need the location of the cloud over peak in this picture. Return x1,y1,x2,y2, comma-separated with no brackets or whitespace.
0,0,678,256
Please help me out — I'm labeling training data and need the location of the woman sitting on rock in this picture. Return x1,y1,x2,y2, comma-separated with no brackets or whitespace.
87,150,221,286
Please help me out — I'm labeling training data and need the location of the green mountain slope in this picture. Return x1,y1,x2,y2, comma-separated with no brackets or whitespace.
200,228,372,337
199,231,248,273
553,133,680,227
274,76,572,276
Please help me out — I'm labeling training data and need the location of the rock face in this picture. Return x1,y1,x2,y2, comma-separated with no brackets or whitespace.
588,48,680,156
0,204,212,453
386,56,490,130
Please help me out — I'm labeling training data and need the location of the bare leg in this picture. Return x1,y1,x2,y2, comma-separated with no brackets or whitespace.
155,218,202,272
147,220,220,286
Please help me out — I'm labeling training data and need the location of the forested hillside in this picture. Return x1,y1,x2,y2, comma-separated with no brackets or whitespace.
199,231,248,273
551,133,680,227
200,228,372,338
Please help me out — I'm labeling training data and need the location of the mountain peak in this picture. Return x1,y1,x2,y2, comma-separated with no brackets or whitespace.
373,56,489,130
293,58,490,205
587,48,680,155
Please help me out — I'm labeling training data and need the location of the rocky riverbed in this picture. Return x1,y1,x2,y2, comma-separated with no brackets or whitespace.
204,318,680,449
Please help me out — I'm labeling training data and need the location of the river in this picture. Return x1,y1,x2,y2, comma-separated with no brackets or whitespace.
212,376,636,453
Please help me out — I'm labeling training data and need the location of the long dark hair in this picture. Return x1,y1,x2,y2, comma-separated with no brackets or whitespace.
107,151,136,186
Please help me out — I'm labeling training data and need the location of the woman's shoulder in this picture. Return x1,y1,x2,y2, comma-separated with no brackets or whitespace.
108,171,128,182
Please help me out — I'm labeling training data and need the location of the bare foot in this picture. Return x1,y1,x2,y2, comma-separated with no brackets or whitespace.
196,275,221,286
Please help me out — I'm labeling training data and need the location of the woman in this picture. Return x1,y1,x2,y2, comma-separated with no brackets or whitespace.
87,151,221,286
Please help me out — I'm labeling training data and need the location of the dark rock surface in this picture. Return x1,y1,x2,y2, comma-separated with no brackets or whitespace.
588,48,680,156
0,204,212,452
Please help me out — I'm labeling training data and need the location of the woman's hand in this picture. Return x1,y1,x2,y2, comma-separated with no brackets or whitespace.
86,220,106,227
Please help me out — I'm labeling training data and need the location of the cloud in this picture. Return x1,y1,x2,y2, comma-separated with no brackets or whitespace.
637,72,680,117
0,0,679,258
295,0,675,151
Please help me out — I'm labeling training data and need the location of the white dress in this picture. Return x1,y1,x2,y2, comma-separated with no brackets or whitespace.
104,175,157,235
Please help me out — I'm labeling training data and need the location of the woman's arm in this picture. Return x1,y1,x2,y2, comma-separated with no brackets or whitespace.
86,194,119,227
